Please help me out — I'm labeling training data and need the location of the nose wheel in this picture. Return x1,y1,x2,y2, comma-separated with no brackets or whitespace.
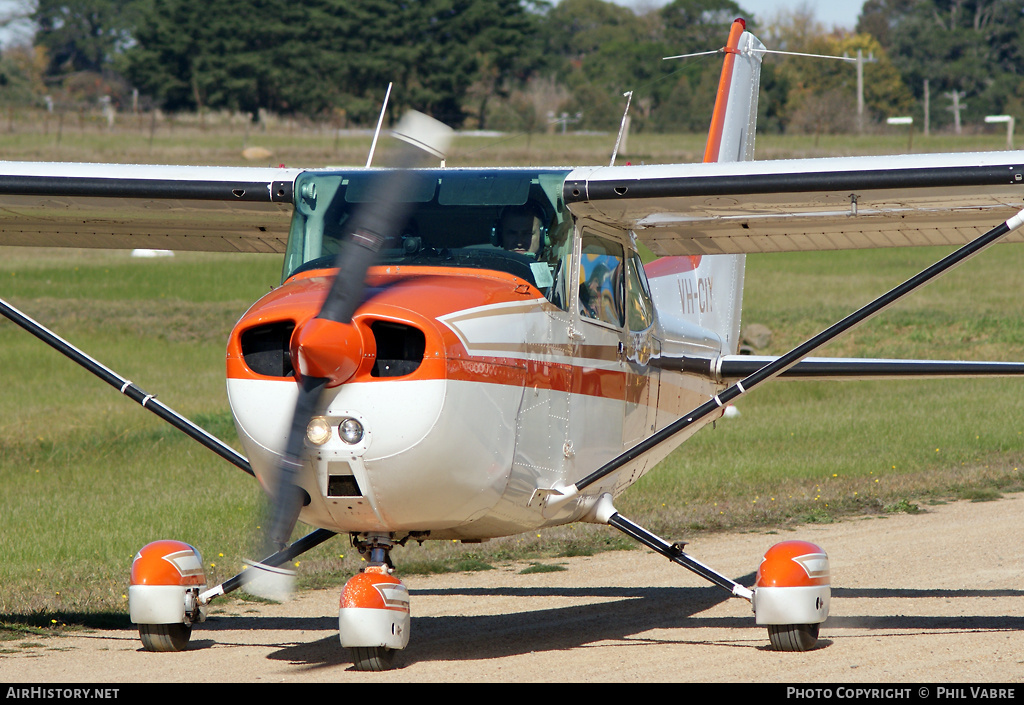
340,535,410,671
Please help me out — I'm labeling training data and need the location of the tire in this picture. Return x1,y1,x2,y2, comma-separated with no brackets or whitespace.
350,646,398,671
139,623,192,652
767,623,819,652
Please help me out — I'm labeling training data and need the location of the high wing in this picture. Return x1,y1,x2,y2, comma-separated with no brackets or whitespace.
2,152,1023,257
0,162,301,253
564,151,1024,256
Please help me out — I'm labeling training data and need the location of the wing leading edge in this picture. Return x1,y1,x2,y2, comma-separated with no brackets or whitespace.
564,151,1024,256
0,162,302,253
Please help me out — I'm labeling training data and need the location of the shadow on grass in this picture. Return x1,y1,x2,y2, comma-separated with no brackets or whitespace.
1,611,132,639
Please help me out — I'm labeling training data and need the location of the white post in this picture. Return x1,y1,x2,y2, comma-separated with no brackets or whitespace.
945,90,966,135
887,116,914,151
923,79,930,136
985,115,1014,150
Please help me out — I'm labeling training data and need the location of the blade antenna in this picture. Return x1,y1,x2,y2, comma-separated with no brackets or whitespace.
610,91,633,167
366,82,393,168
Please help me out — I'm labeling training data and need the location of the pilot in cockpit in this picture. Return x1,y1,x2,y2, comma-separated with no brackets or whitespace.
496,203,545,257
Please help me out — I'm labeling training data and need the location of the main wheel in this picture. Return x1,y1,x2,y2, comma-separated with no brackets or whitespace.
350,645,398,671
139,623,192,652
767,623,819,652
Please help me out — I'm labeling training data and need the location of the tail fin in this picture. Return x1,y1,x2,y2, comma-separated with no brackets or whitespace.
703,18,765,164
697,19,763,354
647,19,764,356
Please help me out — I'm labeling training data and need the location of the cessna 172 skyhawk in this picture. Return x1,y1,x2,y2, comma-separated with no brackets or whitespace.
4,19,1024,670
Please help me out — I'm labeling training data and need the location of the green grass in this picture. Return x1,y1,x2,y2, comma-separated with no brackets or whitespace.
0,108,1014,168
2,129,1024,630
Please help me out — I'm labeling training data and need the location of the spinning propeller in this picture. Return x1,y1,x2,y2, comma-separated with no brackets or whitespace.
244,112,452,599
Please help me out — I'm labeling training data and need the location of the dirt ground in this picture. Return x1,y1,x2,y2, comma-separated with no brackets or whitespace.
4,494,1024,683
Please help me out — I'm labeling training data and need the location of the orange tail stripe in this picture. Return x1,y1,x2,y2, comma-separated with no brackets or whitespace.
703,18,746,164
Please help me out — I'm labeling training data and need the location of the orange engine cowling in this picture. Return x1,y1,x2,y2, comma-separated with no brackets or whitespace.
752,540,830,625
129,540,208,626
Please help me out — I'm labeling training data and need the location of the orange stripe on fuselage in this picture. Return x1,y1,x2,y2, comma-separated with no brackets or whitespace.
226,265,672,408
702,18,746,164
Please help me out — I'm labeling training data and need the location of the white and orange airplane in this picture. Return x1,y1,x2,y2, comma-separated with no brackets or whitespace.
4,19,1024,670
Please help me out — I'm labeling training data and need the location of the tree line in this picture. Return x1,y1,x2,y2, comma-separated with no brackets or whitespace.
3,0,1022,135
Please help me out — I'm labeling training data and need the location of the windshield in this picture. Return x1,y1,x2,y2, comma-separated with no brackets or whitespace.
282,168,573,305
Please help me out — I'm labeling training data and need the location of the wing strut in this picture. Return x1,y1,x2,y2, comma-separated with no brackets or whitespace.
0,295,253,476
609,511,752,600
573,208,1024,494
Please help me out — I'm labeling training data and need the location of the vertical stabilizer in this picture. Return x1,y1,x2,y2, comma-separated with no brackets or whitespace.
648,20,764,355
703,19,765,164
690,19,764,354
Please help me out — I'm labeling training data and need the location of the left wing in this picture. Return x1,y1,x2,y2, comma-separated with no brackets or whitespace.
0,162,302,253
564,151,1024,256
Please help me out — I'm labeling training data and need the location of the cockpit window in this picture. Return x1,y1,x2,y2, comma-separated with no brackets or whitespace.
626,252,654,332
283,168,573,308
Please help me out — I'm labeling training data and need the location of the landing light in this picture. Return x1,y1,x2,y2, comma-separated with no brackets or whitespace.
339,418,364,445
306,417,332,446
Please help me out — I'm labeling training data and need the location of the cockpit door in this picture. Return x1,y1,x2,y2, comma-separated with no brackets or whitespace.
569,226,629,467
622,251,659,446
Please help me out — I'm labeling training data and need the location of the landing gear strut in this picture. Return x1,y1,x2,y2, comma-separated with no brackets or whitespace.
593,495,829,651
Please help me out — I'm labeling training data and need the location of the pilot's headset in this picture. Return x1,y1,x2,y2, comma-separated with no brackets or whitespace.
491,202,549,253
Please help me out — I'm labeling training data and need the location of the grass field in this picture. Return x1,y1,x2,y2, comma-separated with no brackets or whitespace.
2,127,1024,632
0,108,1014,167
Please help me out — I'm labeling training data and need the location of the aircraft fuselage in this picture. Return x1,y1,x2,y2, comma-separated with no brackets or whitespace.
224,167,742,541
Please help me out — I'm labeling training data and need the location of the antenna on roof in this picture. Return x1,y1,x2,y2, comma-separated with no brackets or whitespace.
366,82,393,167
610,91,633,166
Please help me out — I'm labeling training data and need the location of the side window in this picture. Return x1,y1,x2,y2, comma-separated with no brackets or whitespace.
579,233,624,327
541,214,573,310
626,252,655,332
